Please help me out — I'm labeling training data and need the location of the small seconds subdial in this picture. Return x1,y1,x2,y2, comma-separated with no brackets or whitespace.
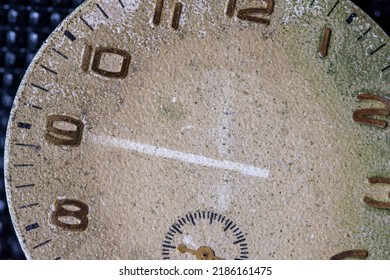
162,211,248,260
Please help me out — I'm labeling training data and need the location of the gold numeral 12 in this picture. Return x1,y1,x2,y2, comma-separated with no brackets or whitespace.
152,0,183,30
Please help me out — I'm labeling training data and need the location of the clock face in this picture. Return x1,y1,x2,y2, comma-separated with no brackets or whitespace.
4,0,389,260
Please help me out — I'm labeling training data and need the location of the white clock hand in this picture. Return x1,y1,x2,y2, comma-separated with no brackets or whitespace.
90,134,270,179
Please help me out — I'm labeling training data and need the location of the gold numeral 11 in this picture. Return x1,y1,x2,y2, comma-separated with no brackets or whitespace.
153,0,183,30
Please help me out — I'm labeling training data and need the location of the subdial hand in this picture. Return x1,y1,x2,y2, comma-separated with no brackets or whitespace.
177,244,225,260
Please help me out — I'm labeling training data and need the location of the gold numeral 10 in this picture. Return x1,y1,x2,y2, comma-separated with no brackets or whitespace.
364,177,390,210
45,115,84,146
82,45,131,79
50,199,89,232
353,93,390,128
227,0,274,25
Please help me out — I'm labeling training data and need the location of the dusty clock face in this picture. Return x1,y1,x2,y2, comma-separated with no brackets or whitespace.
4,0,390,260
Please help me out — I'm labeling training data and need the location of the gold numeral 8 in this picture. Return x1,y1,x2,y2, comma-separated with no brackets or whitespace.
50,199,89,232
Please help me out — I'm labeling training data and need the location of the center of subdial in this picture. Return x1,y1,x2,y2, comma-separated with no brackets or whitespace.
177,244,224,260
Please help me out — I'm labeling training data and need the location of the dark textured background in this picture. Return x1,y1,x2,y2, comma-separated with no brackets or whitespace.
0,0,389,260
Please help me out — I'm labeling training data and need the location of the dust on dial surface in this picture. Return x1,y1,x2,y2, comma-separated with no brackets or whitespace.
3,0,390,259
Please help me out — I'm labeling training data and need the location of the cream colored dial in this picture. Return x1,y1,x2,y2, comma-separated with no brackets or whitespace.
4,0,390,259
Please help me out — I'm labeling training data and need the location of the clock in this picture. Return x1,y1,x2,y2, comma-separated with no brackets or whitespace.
4,0,389,259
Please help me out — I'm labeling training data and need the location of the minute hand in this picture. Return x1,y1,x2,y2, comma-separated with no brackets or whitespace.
90,134,270,179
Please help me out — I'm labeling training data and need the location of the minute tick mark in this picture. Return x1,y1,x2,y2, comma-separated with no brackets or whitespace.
357,27,371,41
346,13,357,24
31,83,49,92
172,225,183,234
14,164,34,168
327,0,339,17
26,223,40,232
64,30,76,42
118,0,125,8
224,221,233,231
15,143,40,150
382,65,390,72
369,43,387,56
17,122,32,129
80,16,94,31
20,203,39,209
233,238,246,245
40,65,57,75
24,103,43,110
96,4,109,19
15,184,35,189
33,239,51,249
162,244,176,249
52,48,69,60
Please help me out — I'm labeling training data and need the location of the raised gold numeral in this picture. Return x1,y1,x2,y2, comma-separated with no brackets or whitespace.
153,0,164,25
45,115,84,146
227,0,274,25
81,44,93,72
50,199,89,232
319,27,332,58
330,250,368,260
353,93,390,128
82,45,131,79
152,0,183,30
171,2,183,30
226,0,237,18
364,177,390,210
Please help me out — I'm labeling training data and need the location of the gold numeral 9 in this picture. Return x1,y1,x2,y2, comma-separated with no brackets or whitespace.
45,115,84,146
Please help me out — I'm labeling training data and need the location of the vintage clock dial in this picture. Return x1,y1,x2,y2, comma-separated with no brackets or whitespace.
4,0,390,259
